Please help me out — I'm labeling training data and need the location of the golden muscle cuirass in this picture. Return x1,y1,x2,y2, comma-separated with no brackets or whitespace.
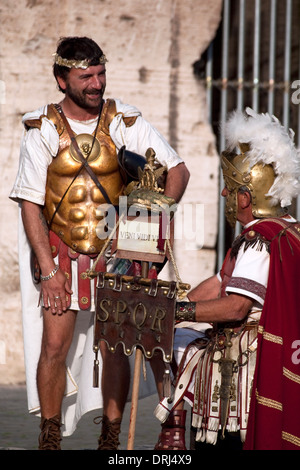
43,100,124,254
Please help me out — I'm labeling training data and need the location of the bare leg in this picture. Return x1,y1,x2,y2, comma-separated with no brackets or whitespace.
149,352,166,400
100,341,130,420
37,308,77,418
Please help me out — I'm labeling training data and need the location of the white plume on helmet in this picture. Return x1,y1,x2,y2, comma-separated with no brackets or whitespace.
223,107,300,208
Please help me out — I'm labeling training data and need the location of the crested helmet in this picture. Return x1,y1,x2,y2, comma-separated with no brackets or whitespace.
221,108,300,227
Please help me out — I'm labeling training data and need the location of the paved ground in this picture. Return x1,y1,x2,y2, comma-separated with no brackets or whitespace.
0,387,263,461
0,385,191,451
0,385,156,450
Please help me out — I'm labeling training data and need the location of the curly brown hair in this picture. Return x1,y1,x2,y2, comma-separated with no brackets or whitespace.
53,36,105,93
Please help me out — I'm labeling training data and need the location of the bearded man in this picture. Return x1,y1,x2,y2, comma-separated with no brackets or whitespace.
10,36,189,450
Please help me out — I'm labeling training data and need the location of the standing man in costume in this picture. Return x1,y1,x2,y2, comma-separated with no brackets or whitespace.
155,108,300,450
10,36,190,450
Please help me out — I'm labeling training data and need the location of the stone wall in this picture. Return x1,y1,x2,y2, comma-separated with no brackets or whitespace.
0,0,222,384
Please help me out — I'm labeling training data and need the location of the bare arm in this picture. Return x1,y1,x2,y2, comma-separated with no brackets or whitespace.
192,293,254,323
186,274,253,323
164,162,190,202
21,200,72,314
188,274,221,301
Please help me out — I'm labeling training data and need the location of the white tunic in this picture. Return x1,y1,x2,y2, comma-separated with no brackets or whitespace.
10,99,183,436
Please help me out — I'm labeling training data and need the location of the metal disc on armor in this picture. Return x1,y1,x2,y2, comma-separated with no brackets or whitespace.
70,133,101,163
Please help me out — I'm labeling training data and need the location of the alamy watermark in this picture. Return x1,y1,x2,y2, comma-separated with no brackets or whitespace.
0,340,6,365
291,80,300,105
0,78,298,107
96,197,205,250
0,80,5,104
291,340,300,365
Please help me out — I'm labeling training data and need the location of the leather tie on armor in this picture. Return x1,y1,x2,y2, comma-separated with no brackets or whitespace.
38,415,62,450
95,415,122,450
154,410,187,450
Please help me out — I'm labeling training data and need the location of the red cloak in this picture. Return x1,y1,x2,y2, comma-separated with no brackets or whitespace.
243,218,300,450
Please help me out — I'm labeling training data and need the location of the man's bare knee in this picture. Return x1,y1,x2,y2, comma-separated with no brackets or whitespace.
41,309,76,361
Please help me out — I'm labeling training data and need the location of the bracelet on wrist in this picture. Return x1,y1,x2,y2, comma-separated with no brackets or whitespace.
40,265,59,281
175,301,196,323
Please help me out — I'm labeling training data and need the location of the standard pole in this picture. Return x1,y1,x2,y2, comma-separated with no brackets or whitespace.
127,348,143,449
127,261,149,450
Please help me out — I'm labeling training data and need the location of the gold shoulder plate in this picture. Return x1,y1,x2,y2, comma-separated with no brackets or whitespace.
101,99,117,135
123,116,138,127
102,99,138,134
23,104,64,135
23,116,45,131
46,104,64,136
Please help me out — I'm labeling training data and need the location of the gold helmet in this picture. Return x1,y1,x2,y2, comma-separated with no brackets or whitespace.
221,108,300,227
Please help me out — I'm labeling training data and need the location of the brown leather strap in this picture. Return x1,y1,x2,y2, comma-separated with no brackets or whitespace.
48,230,108,310
78,254,92,310
58,241,72,308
